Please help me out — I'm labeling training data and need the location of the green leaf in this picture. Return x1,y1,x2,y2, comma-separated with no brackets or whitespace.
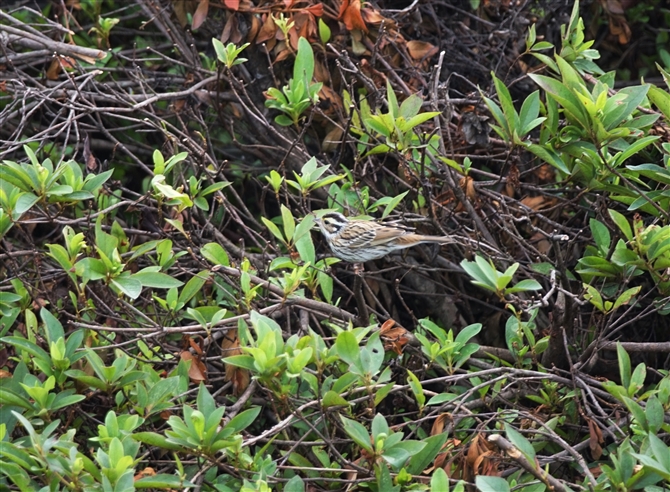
386,80,399,119
617,342,632,389
608,209,633,241
178,270,210,305
293,214,315,242
476,476,510,492
406,370,424,408
133,432,183,451
135,474,195,489
529,74,589,127
399,94,423,119
645,395,664,433
146,377,180,410
275,114,295,126
590,218,611,254
480,95,509,140
318,18,331,45
223,355,256,371
226,406,261,434
281,205,295,242
14,193,39,214
504,423,535,462
111,276,143,299
335,331,360,367
200,243,230,266
294,37,315,87
0,388,33,410
427,392,458,405
430,468,449,492
519,91,545,136
583,284,605,312
1,336,50,362
82,169,113,193
622,396,648,430
370,414,389,441
492,73,519,132
506,279,543,294
613,135,659,167
322,390,350,408
378,191,408,219
340,415,373,452
262,216,285,242
648,85,670,120
454,323,482,345
532,41,554,51
460,257,496,291
612,286,641,312
603,85,650,130
131,271,184,289
41,308,64,345
406,433,448,475
525,143,570,175
374,382,394,406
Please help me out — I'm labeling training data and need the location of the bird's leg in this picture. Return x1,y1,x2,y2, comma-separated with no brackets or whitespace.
352,271,369,326
353,262,365,275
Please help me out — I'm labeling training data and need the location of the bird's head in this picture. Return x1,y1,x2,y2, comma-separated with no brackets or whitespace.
317,212,349,239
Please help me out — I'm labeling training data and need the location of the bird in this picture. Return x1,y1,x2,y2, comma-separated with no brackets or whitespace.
316,211,452,263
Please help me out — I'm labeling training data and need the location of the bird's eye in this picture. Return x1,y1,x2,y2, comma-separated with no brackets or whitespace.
323,219,339,233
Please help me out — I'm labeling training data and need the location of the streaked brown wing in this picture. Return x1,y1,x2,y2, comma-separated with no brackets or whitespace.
339,222,380,248
368,225,408,246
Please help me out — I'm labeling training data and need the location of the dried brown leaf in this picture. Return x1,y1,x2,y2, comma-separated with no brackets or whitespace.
322,126,343,153
406,40,438,60
256,13,277,44
222,329,250,395
430,413,451,435
224,0,240,10
338,0,368,32
192,0,209,30
223,13,243,44
181,351,207,383
134,468,155,481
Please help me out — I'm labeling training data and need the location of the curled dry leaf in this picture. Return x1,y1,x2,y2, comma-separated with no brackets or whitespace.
465,434,499,477
520,195,555,211
247,13,261,42
406,40,438,61
530,231,552,255
305,3,324,17
180,350,207,383
46,59,62,80
534,163,555,182
338,0,368,32
224,0,240,11
222,328,250,396
222,12,243,45
379,319,410,355
134,467,156,480
460,175,477,205
192,0,209,31
294,12,316,40
322,126,343,153
504,162,520,198
361,7,385,26
587,417,604,460
256,13,277,45
430,413,452,436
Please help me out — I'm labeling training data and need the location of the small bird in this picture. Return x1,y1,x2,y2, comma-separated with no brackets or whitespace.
316,211,452,263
